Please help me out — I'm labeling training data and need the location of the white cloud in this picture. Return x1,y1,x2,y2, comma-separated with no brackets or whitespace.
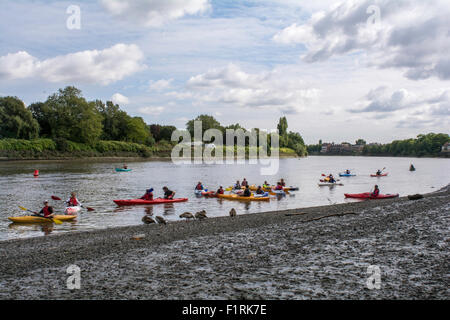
100,0,210,27
138,106,165,115
0,44,145,85
180,64,320,114
274,0,450,80
149,79,173,91
111,93,129,105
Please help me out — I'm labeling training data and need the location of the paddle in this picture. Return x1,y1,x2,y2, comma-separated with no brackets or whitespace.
51,195,95,211
18,206,62,224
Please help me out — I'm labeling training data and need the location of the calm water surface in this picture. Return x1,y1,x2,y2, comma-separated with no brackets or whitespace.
0,156,449,240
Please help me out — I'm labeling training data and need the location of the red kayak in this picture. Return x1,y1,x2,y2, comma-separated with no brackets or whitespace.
113,198,188,206
370,173,388,177
345,193,399,199
201,191,216,197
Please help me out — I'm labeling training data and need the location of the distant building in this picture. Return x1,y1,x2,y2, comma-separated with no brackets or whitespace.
442,142,450,153
320,143,332,153
352,144,364,153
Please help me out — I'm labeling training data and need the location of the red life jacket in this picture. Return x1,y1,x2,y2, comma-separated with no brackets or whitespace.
141,193,153,200
372,189,380,197
195,184,203,190
43,206,52,217
68,197,79,206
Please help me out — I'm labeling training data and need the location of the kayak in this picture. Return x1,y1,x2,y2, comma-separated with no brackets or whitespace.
318,182,344,186
65,206,81,215
345,193,399,199
339,173,356,177
8,215,77,224
271,189,286,195
194,189,203,195
201,191,216,196
113,198,188,206
217,194,270,201
370,173,388,177
115,168,132,172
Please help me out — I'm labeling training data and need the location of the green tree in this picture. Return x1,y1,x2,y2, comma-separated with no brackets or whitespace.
126,117,152,145
355,139,366,145
186,115,223,139
44,87,103,144
96,100,131,141
28,102,51,137
0,96,39,139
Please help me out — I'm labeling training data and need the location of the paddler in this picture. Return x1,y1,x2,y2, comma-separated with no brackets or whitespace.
141,188,154,200
371,185,380,197
328,174,336,183
163,186,175,199
123,164,128,169
263,181,270,189
233,180,241,190
275,182,283,190
241,178,248,187
39,200,55,218
280,179,286,187
242,185,251,197
346,169,351,174
216,186,224,195
410,164,415,171
66,192,81,207
376,169,382,176
195,182,204,190
255,186,265,195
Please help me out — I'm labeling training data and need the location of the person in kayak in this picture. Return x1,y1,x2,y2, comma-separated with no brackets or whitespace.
233,180,241,190
371,185,380,197
216,186,224,195
195,182,204,190
410,164,415,171
280,179,286,187
255,186,265,195
376,169,382,176
39,200,55,218
275,182,283,190
66,192,81,207
163,187,175,199
241,178,248,187
328,174,336,183
141,188,154,201
346,169,351,174
242,185,251,197
123,164,128,169
263,181,270,189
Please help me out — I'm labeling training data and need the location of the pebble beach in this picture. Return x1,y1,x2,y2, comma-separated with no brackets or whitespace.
0,185,448,299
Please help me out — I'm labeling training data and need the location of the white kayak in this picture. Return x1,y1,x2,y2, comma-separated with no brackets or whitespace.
65,206,82,215
318,182,344,187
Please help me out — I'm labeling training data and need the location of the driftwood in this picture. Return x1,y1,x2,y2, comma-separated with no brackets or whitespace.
302,212,357,222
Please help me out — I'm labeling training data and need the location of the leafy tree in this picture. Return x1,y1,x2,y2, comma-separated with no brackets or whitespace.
355,139,366,145
28,102,51,137
186,115,223,139
125,117,152,145
96,100,130,141
0,96,39,139
44,87,103,144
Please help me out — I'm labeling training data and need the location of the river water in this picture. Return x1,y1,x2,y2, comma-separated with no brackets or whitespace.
0,156,449,240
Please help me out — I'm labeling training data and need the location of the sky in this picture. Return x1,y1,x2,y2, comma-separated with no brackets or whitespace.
0,0,449,144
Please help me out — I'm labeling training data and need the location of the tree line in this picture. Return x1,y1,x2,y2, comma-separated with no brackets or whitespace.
0,86,308,156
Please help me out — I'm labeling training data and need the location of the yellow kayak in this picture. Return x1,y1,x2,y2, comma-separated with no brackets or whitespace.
217,193,270,201
8,215,77,224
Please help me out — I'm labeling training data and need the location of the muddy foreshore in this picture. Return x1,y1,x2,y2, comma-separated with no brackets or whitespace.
0,186,448,299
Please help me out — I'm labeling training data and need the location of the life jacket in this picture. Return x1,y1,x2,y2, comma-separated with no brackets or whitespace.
42,206,52,217
195,184,203,190
275,185,283,190
256,189,264,194
68,197,79,206
372,189,380,197
142,193,153,200
217,189,224,194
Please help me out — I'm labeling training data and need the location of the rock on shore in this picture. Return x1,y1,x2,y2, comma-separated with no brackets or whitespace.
0,185,448,299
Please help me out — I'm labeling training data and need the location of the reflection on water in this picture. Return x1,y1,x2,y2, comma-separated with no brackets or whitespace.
0,156,449,240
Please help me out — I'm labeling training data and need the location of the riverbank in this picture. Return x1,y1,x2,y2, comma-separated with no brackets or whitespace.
0,185,448,299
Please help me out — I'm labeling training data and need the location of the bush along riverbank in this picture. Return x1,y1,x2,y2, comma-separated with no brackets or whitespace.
0,138,174,160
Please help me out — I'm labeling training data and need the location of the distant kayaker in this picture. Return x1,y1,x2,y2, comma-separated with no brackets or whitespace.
141,188,154,201
123,164,128,169
163,187,175,199
255,186,264,195
216,186,224,195
234,180,241,190
263,181,270,189
371,185,380,197
242,178,248,187
280,179,286,187
346,169,351,174
275,182,283,190
39,200,55,218
328,174,336,183
195,182,203,190
242,185,251,197
410,164,415,171
66,192,81,207
376,169,382,176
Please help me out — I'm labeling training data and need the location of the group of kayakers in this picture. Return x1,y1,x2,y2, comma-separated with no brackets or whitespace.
39,192,81,218
141,187,176,200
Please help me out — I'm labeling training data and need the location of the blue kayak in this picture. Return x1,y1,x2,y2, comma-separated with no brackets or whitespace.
339,173,356,177
115,168,132,172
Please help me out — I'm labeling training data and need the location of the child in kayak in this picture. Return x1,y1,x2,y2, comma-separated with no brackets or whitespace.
163,187,175,199
66,192,81,207
39,200,55,218
216,186,224,195
255,186,265,195
371,185,380,197
242,186,251,197
141,188,154,200
195,182,203,190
